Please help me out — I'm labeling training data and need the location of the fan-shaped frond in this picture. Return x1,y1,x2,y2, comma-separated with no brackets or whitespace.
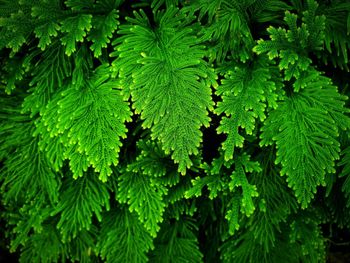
261,71,350,207
38,62,131,181
112,7,216,174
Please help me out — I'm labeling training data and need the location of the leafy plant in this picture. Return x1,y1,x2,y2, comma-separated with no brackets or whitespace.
1,0,350,262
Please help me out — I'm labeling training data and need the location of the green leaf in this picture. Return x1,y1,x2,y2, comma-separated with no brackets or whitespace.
117,168,167,237
0,119,60,204
339,146,350,208
150,218,203,263
22,42,72,116
19,224,68,263
0,6,33,53
51,171,110,241
261,71,350,208
60,14,92,56
112,8,216,174
229,156,260,218
225,194,241,235
1,56,25,95
34,22,60,50
253,2,325,80
183,0,254,62
87,10,119,57
40,63,131,181
215,57,280,161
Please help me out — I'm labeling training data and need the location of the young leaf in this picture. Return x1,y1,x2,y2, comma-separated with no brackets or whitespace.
87,10,119,57
60,14,92,56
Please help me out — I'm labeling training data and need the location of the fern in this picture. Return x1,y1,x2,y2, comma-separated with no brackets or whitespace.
22,41,72,116
117,160,167,237
50,171,110,241
19,224,67,263
150,218,203,263
314,0,350,69
261,70,350,207
186,152,260,235
87,10,119,57
254,0,326,80
2,0,350,262
38,60,131,181
97,207,154,263
112,7,216,174
0,98,60,204
183,0,254,62
215,57,281,160
339,146,350,208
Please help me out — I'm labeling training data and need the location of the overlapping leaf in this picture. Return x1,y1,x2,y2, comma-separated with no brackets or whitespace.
51,171,110,241
253,0,325,80
215,57,281,161
117,168,167,237
150,219,203,263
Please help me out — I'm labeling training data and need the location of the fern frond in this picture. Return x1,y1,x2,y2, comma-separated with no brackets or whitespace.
186,151,260,234
39,62,131,181
261,71,350,208
150,218,203,263
31,0,64,50
0,118,60,204
221,209,325,263
318,0,350,69
215,57,281,160
50,170,110,242
339,146,350,208
184,0,254,62
225,153,260,234
151,0,181,11
253,0,325,80
22,42,72,116
112,7,216,174
19,223,68,263
0,1,33,53
185,153,233,200
248,150,298,252
97,207,154,263
289,211,326,263
117,167,167,237
60,14,92,56
220,225,296,263
249,0,292,23
0,55,26,95
67,228,98,263
4,195,52,253
87,10,119,57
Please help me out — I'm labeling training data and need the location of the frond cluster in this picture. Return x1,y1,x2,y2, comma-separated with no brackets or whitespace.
1,0,350,262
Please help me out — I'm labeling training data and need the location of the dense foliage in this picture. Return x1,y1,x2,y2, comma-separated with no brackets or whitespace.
1,0,350,262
